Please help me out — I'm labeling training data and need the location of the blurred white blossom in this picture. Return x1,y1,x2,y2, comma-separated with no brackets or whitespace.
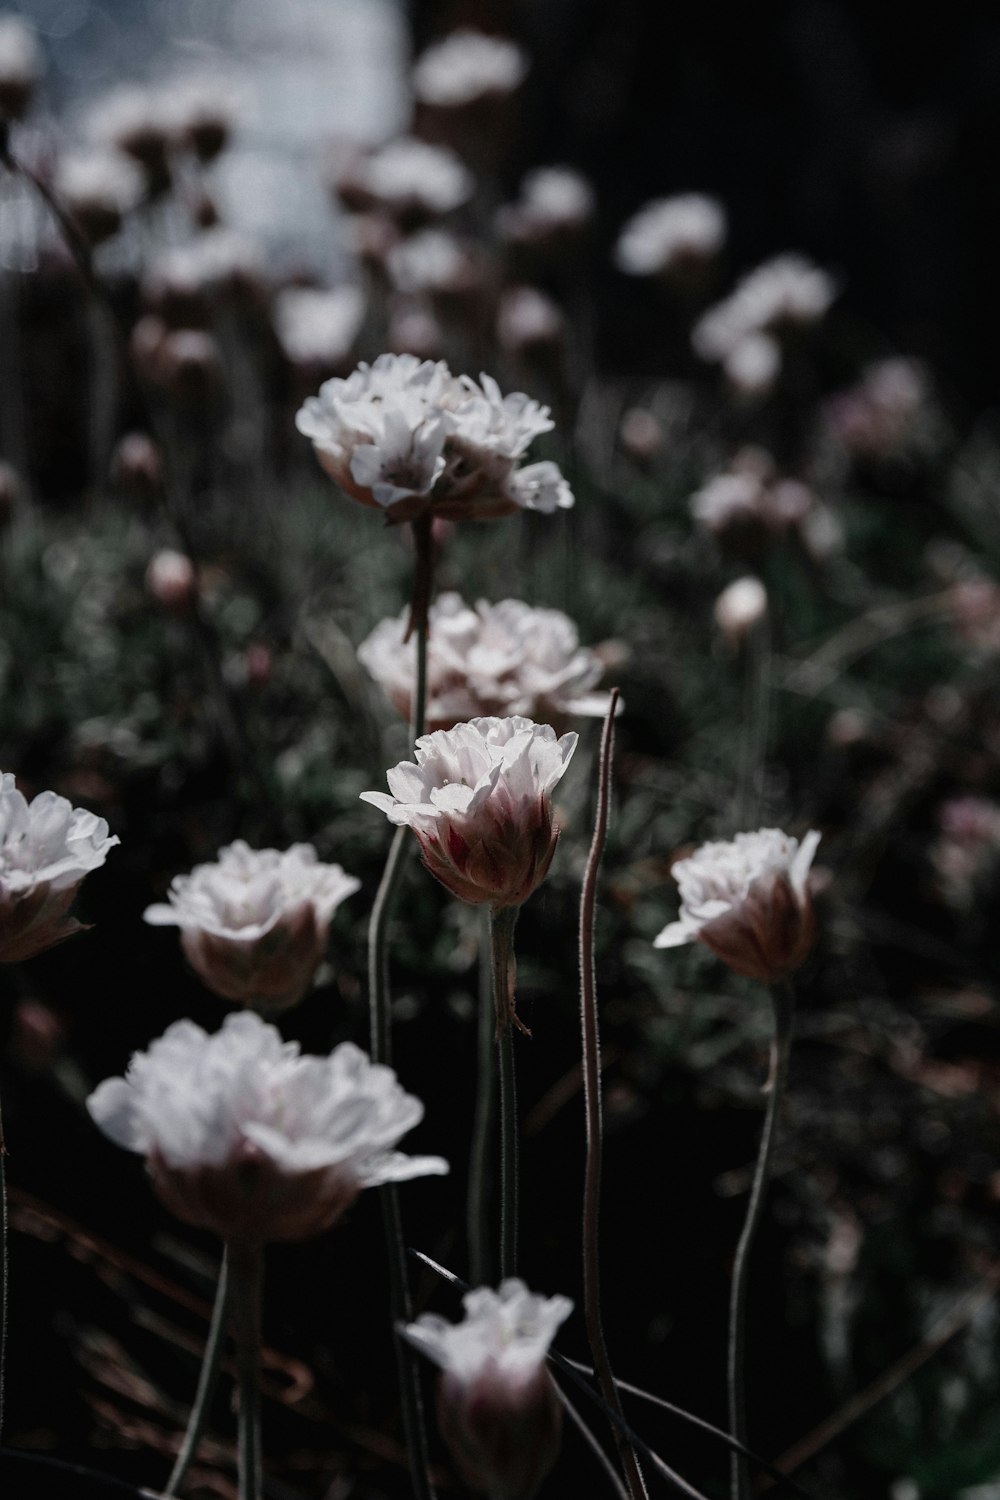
614,194,726,278
273,284,366,370
0,14,41,120
412,31,528,108
497,166,595,245
693,253,835,363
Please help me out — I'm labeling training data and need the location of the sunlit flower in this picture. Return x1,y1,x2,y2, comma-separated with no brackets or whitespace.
693,253,835,364
655,827,820,982
296,354,573,522
412,31,529,109
144,840,360,1012
0,772,119,962
361,717,577,915
404,1279,571,1500
273,284,366,371
0,15,41,121
87,1012,448,1243
614,193,726,278
359,592,612,730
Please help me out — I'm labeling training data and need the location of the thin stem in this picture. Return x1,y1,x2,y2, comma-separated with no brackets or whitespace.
0,1087,8,1445
578,690,647,1500
728,981,795,1500
162,1250,232,1497
227,1243,263,1500
491,904,520,1280
468,904,497,1285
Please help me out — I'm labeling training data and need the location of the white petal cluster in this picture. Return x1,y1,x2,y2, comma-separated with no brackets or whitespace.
654,828,820,949
0,15,41,88
273,284,366,369
693,253,836,380
82,84,174,154
515,166,594,232
54,150,146,218
358,592,611,729
87,1011,448,1185
297,354,572,518
144,839,360,941
357,136,473,217
362,717,577,837
404,1279,572,1384
0,772,119,896
387,229,473,295
412,30,529,108
614,194,727,277
146,228,263,298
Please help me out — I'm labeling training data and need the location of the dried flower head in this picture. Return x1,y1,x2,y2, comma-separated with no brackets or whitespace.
404,1279,572,1500
1,772,119,962
358,592,612,731
614,193,726,279
144,840,361,1012
296,354,573,522
412,31,529,109
654,827,821,982
361,716,577,913
87,1013,448,1243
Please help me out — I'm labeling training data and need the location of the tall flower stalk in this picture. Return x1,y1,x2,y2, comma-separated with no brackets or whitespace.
162,1252,231,1497
490,903,520,1278
229,1244,264,1500
578,691,648,1500
467,905,497,1284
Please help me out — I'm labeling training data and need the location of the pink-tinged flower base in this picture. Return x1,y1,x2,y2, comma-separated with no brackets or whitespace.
437,1364,563,1500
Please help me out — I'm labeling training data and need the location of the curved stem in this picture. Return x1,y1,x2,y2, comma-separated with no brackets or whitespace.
468,905,497,1285
227,1244,263,1500
578,691,647,1500
162,1251,231,1497
728,981,795,1500
491,904,520,1280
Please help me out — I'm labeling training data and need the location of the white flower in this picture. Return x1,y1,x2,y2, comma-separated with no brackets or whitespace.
693,253,836,362
614,194,727,277
273,284,366,369
359,592,611,730
146,228,264,299
387,229,473,296
654,827,821,982
144,840,361,1011
713,576,768,644
0,16,41,119
723,332,781,398
497,286,563,353
404,1279,571,1499
1,772,119,962
448,372,555,461
412,31,529,108
53,150,146,244
87,1012,448,1243
362,717,576,921
503,460,574,514
359,137,473,218
508,166,594,236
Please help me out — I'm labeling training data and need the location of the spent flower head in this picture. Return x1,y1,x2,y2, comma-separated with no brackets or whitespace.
655,827,821,982
1,772,119,962
88,1013,447,1243
144,840,360,1012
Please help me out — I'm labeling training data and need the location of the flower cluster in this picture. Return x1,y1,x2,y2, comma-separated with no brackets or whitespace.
404,1279,571,1500
273,284,366,373
296,353,573,522
87,1012,448,1244
412,30,529,109
0,15,41,122
614,193,726,279
497,166,595,249
655,827,821,983
144,840,360,1011
358,592,612,731
361,717,577,912
1,772,119,962
689,447,840,560
693,253,836,393
334,136,473,224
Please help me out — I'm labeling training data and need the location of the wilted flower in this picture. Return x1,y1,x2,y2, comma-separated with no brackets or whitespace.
0,15,41,121
361,717,577,915
654,827,821,982
693,253,835,364
614,194,726,279
296,353,573,522
54,150,146,245
359,592,612,730
404,1279,571,1500
87,1012,448,1243
714,576,768,644
412,31,529,109
144,840,361,1012
335,136,473,224
273,284,366,373
1,772,119,962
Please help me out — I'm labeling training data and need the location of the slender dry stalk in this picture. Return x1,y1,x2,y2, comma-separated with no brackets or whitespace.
578,689,648,1500
162,1250,231,1497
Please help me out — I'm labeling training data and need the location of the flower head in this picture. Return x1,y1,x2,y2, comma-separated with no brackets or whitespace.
654,827,821,982
273,284,366,372
144,840,360,1012
404,1279,571,1500
0,16,41,121
614,193,726,279
361,717,577,913
412,31,529,109
88,1013,447,1243
337,136,473,223
1,773,119,962
359,592,612,731
693,253,835,366
497,167,595,248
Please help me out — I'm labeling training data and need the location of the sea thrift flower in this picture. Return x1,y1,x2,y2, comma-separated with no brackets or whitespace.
0,773,119,962
412,31,529,109
404,1279,571,1500
714,576,768,644
87,1012,448,1243
826,357,929,460
145,548,197,611
654,827,821,982
54,150,146,246
337,136,473,223
614,193,726,279
0,15,41,121
497,166,595,248
296,354,573,522
361,717,577,911
144,841,361,1011
693,253,835,364
358,592,612,730
273,284,366,372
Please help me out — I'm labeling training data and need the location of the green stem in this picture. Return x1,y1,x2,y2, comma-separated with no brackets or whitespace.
468,905,496,1285
728,981,795,1500
163,1250,231,1497
490,904,520,1281
228,1243,263,1500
